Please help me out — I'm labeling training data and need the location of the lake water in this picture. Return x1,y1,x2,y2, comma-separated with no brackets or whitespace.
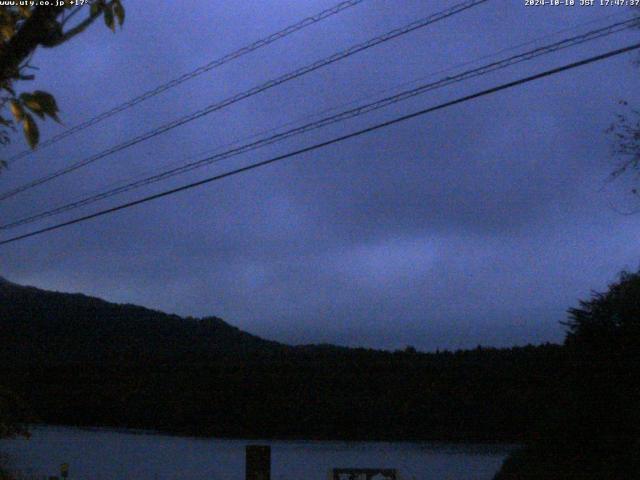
0,426,515,480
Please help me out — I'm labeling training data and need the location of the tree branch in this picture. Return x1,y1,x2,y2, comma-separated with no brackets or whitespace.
45,5,105,48
0,6,62,82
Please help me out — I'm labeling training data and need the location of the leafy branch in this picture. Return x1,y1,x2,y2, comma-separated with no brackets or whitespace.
0,1,125,169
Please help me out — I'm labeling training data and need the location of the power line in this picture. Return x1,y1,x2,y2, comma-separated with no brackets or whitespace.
1,41,638,247
0,0,489,202
6,0,366,163
25,10,628,218
3,16,636,231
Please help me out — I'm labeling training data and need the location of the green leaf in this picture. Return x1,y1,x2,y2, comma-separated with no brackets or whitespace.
103,5,115,32
113,0,125,26
90,1,103,17
22,113,39,149
9,100,24,122
38,91,61,123
20,91,60,122
20,93,44,119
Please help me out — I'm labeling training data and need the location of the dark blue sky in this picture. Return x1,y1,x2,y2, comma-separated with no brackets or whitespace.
1,0,639,350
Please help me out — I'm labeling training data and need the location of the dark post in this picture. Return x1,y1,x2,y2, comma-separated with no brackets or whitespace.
246,445,271,480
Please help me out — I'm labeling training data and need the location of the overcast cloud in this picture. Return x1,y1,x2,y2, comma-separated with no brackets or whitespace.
1,0,639,350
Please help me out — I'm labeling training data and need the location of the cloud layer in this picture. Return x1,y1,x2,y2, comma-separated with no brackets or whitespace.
1,0,639,350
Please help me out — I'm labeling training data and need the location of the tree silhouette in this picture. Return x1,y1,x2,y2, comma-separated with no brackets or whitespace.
0,1,125,163
495,269,640,479
0,1,125,446
563,269,640,356
0,388,28,440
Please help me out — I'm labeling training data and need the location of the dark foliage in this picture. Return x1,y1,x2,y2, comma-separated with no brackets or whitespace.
0,276,286,364
494,438,640,480
564,269,640,356
0,386,29,439
0,277,564,442
495,269,640,479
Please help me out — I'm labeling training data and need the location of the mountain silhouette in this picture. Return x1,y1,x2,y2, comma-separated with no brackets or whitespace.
0,277,288,364
0,276,567,443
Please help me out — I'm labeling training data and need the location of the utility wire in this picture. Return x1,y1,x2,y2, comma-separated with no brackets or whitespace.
0,0,489,202
1,42,638,247
27,9,628,218
2,17,636,231
6,0,366,163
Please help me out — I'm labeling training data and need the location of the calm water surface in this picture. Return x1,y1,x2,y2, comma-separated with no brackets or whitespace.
0,426,515,480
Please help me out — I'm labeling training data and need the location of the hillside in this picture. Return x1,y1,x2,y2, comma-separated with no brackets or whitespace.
0,276,565,442
0,276,287,364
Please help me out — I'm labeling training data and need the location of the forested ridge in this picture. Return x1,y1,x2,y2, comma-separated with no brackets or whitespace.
2,273,640,478
0,276,566,442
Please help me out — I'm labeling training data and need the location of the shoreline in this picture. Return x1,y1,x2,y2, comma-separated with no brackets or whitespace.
10,424,521,451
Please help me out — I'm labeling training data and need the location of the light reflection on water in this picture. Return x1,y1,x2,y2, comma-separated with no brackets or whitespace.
0,426,516,480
